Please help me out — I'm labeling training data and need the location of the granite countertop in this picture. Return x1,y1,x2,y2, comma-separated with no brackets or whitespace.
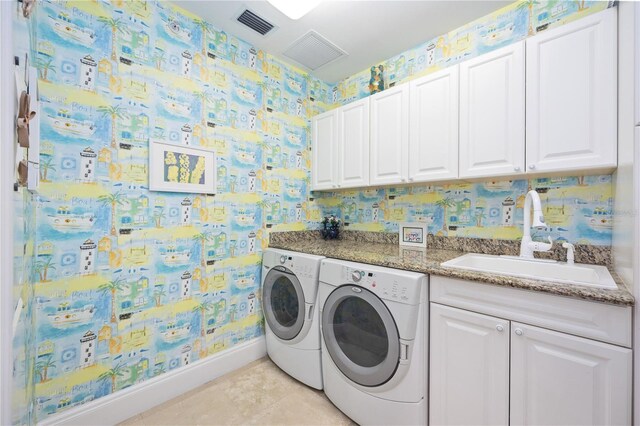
268,231,634,307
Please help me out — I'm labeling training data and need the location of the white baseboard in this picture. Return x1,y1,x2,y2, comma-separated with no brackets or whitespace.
39,337,267,426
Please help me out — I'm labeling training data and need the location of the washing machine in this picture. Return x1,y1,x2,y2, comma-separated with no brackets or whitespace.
262,248,325,389
318,258,428,425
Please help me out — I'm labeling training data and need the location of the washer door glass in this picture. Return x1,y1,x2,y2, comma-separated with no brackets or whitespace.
322,286,400,387
263,267,305,341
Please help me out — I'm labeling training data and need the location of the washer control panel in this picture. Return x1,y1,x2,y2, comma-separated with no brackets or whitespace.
342,266,422,304
270,254,317,280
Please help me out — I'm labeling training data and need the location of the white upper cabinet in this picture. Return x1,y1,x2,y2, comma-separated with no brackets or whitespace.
409,66,459,182
337,98,370,189
430,304,509,426
459,41,525,179
311,109,338,191
370,84,410,186
510,322,632,426
526,8,617,173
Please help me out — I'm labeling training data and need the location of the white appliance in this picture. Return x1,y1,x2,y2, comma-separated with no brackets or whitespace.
261,248,325,389
318,259,428,425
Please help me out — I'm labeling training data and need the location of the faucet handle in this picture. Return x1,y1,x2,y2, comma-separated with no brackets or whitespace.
530,236,553,252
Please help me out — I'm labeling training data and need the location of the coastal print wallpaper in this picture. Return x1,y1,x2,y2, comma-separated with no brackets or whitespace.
313,175,613,245
28,0,331,421
332,0,612,103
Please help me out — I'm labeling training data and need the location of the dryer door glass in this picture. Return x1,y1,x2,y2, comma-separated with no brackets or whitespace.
322,286,400,387
263,267,305,341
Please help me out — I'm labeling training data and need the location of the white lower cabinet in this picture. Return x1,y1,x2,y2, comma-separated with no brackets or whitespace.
510,323,632,426
430,304,509,426
429,277,633,426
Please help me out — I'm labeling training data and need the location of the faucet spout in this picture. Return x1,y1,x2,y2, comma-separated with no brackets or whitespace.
520,190,551,259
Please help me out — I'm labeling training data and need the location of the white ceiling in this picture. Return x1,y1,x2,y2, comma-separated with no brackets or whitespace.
176,0,508,83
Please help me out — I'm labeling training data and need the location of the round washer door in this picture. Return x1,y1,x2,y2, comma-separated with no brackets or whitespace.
322,285,400,387
263,266,305,341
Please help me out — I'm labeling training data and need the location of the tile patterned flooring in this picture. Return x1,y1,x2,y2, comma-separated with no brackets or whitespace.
120,357,356,425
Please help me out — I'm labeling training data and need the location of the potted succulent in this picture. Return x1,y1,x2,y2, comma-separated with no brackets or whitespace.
321,215,341,240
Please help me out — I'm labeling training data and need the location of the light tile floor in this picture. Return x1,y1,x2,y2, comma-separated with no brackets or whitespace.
120,357,356,425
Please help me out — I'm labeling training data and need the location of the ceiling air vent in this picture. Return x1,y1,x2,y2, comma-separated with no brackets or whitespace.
237,9,275,36
283,31,347,71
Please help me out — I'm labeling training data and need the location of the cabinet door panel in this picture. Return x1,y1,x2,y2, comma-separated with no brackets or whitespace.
510,322,632,426
311,110,337,190
526,8,617,172
370,84,409,185
430,304,509,426
338,98,369,188
409,66,459,182
459,42,525,178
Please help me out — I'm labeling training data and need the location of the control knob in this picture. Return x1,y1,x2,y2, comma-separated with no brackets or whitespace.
280,255,287,264
351,271,362,282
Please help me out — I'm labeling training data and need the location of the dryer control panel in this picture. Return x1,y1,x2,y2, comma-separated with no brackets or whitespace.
337,264,424,305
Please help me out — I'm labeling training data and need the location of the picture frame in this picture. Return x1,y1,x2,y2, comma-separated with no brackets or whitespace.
149,140,216,194
399,222,427,248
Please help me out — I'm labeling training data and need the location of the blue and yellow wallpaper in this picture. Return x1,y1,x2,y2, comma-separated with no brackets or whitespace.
12,0,615,424
313,175,613,245
27,0,331,421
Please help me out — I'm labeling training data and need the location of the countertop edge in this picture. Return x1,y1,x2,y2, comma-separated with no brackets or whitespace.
268,241,634,307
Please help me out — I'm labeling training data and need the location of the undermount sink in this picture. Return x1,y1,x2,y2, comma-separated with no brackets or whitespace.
441,253,618,290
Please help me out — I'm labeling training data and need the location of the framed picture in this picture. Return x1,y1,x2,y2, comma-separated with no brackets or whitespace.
149,140,216,194
399,222,427,248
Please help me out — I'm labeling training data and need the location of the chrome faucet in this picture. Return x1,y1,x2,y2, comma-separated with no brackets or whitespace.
520,190,553,259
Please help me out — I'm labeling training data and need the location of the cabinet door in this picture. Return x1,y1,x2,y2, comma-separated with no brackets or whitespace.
370,84,409,186
510,322,632,426
526,8,617,173
459,42,525,178
311,109,338,190
409,66,459,182
430,304,509,426
337,98,369,189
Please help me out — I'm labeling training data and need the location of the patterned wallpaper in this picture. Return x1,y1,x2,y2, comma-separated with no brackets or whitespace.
27,0,331,421
315,0,614,246
313,176,613,245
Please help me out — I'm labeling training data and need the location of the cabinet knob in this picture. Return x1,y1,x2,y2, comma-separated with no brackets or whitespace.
496,324,504,332
514,166,521,172
337,184,341,188
514,328,523,336
528,164,536,170
408,177,414,182
332,185,337,188
401,178,407,182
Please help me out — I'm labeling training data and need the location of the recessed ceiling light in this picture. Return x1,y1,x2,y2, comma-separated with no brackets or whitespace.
267,0,322,20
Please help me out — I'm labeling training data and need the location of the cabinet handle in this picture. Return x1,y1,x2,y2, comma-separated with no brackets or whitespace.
514,166,521,172
496,324,504,332
528,164,536,170
514,328,523,336
401,178,406,182
408,177,414,182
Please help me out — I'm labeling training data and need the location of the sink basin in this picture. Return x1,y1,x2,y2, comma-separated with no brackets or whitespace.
441,253,618,290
